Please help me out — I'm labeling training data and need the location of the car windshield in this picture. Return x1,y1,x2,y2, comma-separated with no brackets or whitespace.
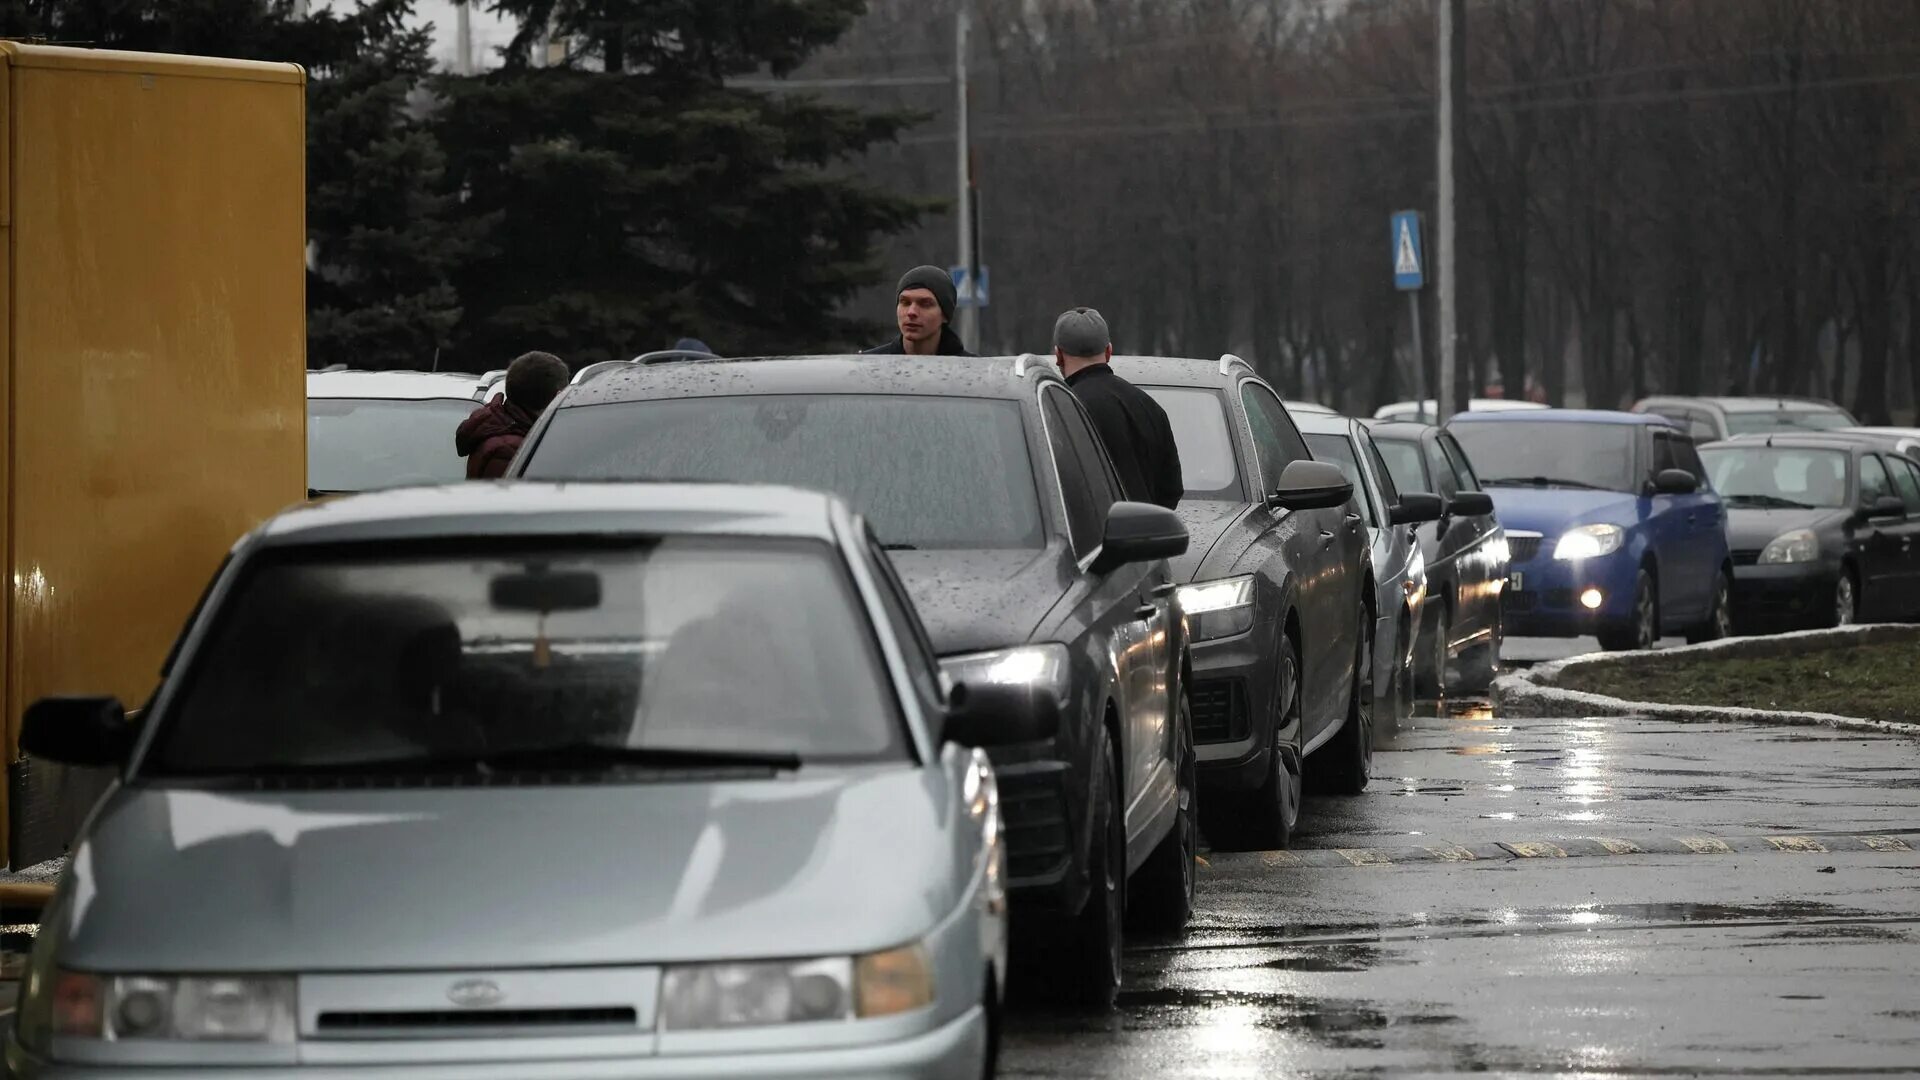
1724,409,1855,435
1449,421,1636,493
147,538,904,777
522,395,1043,550
1699,447,1849,509
1142,386,1240,500
307,398,478,492
1304,432,1374,525
1372,437,1430,494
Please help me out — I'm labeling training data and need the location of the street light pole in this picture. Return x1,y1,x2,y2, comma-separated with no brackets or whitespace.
1436,0,1464,422
953,8,978,348
456,1,473,76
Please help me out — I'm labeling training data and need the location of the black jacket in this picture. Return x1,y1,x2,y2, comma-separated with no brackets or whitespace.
863,327,976,356
1067,364,1183,510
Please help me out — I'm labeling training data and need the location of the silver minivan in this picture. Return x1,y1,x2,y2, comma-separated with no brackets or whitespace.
8,483,1045,1078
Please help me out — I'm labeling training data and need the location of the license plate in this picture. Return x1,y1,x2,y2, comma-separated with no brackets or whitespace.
1508,572,1524,591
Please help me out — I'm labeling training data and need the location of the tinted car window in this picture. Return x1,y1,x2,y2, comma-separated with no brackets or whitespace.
1305,433,1374,526
1358,430,1400,505
1892,457,1920,513
150,539,905,775
1051,388,1120,517
1373,437,1430,495
1449,421,1637,492
866,536,944,705
1652,433,1684,475
522,395,1043,550
1673,439,1710,485
1439,434,1481,491
1240,383,1310,492
1424,438,1458,496
1142,386,1240,500
1859,453,1895,505
1700,447,1849,509
1042,390,1103,557
308,398,478,492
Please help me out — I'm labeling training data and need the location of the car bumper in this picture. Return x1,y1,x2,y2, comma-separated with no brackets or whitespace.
1185,621,1278,791
1729,561,1839,630
6,1006,988,1080
1498,552,1639,637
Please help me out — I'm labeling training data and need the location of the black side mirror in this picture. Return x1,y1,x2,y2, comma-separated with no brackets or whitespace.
1447,491,1495,517
942,681,1061,747
1271,460,1353,511
1391,493,1445,525
1652,468,1698,495
1091,502,1187,575
1869,494,1907,519
21,696,135,768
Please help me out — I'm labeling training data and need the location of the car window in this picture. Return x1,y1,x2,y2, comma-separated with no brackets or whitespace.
1687,415,1718,442
866,533,945,706
1652,432,1684,476
1141,386,1241,500
1672,438,1710,486
1699,446,1849,509
1358,429,1400,505
1892,458,1920,514
1859,453,1894,505
148,538,907,776
1373,437,1431,495
520,394,1044,550
1239,382,1310,493
1449,420,1637,493
307,398,479,492
1424,438,1459,497
1054,389,1122,515
1439,434,1481,491
1304,433,1374,526
1041,389,1104,557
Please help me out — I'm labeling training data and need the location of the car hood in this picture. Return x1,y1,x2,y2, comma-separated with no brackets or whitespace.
1483,487,1640,533
892,547,1065,655
1170,499,1253,581
54,771,964,972
1725,506,1848,550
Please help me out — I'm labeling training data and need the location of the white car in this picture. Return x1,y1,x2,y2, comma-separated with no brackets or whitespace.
306,369,486,494
1373,398,1549,423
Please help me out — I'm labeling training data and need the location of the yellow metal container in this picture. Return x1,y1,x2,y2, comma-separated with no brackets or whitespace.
0,45,307,865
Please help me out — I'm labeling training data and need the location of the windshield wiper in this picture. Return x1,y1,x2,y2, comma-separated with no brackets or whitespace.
1725,493,1815,509
1481,475,1608,491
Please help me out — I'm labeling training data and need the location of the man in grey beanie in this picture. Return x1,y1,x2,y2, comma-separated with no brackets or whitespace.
864,265,977,356
1054,307,1183,509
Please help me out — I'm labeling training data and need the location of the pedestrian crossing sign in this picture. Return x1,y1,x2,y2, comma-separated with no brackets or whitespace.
1392,211,1425,291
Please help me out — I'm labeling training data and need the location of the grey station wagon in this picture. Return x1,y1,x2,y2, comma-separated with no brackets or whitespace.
8,484,1039,1079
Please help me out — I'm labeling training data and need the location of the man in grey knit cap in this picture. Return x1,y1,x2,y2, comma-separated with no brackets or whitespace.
863,265,977,356
1054,307,1183,509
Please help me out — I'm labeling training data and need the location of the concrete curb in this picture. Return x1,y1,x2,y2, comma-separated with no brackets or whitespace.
1490,623,1920,738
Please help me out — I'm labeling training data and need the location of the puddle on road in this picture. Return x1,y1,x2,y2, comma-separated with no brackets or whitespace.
1011,983,1460,1050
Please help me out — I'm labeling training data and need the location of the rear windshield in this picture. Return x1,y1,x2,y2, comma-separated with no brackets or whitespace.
147,539,904,777
1724,409,1854,436
523,395,1043,550
1699,447,1850,509
308,398,478,492
1372,437,1431,495
1142,386,1241,500
1449,421,1637,493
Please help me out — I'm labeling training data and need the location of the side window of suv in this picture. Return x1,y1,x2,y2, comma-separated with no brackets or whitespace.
1042,388,1111,556
1239,382,1310,493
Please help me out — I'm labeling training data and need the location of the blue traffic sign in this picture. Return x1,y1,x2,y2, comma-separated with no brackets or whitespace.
1391,211,1425,291
950,265,989,308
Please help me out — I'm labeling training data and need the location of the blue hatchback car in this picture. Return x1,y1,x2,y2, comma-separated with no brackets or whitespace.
1447,410,1733,651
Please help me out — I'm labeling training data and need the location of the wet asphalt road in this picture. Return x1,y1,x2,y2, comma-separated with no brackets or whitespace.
1000,655,1920,1077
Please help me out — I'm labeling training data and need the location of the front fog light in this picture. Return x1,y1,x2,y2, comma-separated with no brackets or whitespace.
1176,575,1256,641
1580,588,1604,610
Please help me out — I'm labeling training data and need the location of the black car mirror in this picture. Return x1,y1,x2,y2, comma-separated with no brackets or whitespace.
1090,502,1188,575
1652,468,1698,495
1391,493,1445,524
21,696,134,767
1447,491,1495,517
1271,460,1352,511
942,681,1060,747
1869,494,1907,519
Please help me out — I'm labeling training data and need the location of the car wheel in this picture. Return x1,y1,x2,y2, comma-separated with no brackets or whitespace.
980,970,1001,1079
1686,569,1733,644
1205,632,1302,852
1057,728,1122,1008
1313,603,1375,795
1128,693,1196,933
1598,570,1657,651
1829,569,1858,627
1415,600,1451,696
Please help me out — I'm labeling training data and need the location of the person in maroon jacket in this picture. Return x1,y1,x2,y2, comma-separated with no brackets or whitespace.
456,351,570,479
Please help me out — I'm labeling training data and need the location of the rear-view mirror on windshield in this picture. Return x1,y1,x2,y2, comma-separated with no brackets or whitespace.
489,567,603,612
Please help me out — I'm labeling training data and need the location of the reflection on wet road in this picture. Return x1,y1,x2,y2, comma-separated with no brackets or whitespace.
1002,696,1920,1077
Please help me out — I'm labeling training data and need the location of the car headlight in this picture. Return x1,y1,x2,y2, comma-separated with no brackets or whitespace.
940,643,1071,705
1176,575,1256,641
1760,528,1818,564
659,945,933,1030
1552,523,1626,560
25,971,296,1044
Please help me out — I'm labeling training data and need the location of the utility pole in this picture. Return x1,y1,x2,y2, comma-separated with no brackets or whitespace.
455,1,473,76
1436,0,1465,422
953,8,979,349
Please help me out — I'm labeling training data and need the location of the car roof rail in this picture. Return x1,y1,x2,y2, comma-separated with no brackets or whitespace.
634,349,720,366
1218,352,1252,377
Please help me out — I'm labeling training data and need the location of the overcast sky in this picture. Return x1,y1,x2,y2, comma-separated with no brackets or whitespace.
314,0,518,71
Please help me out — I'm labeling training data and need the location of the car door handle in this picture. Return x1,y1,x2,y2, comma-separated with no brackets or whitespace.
1134,604,1159,620
1344,513,1361,523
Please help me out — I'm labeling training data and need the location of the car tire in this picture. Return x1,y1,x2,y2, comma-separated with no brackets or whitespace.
1047,728,1122,1008
1598,569,1658,651
1827,568,1858,628
1387,610,1415,731
1415,600,1451,697
1314,603,1375,795
1685,569,1733,644
980,971,1001,1079
1458,615,1501,692
1128,693,1196,933
1205,632,1302,852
